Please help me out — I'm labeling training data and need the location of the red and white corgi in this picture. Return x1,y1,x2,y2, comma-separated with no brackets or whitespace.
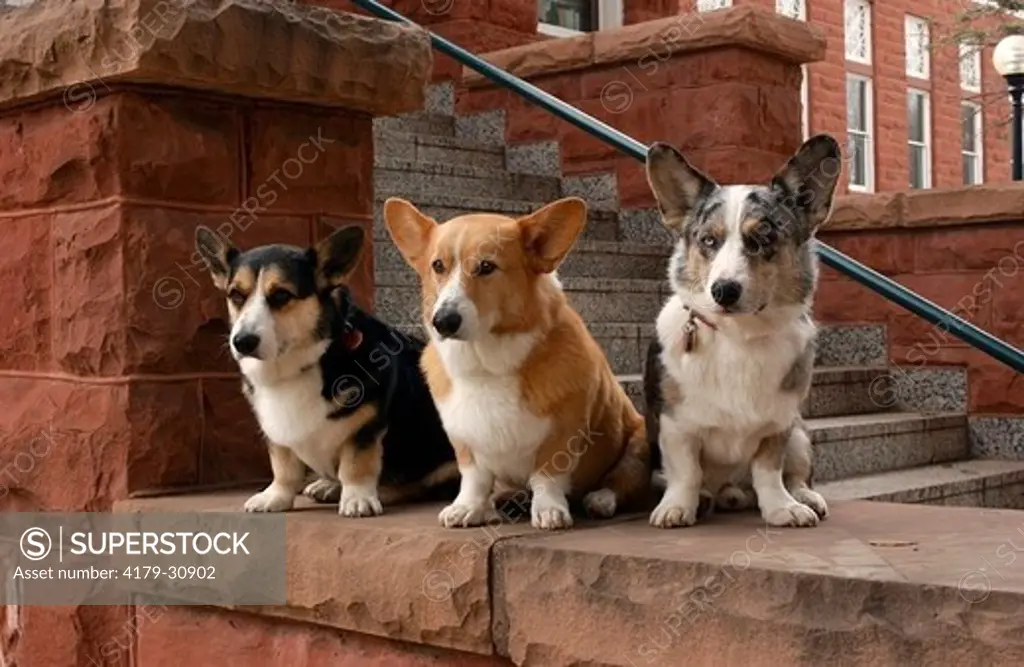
383,197,650,530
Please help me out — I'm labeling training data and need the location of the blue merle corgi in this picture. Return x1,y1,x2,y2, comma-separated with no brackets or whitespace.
194,224,456,517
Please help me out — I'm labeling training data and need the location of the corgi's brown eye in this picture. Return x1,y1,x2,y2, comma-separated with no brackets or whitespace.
475,260,497,276
431,259,445,274
266,289,294,309
228,289,247,307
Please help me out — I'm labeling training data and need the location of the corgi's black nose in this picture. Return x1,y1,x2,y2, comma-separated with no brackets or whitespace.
711,280,743,308
432,310,463,338
232,333,261,357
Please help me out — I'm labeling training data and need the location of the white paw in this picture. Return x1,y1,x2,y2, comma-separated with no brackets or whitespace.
438,502,488,528
649,500,699,528
243,487,295,513
339,488,384,517
303,478,341,504
582,489,617,519
763,502,819,527
531,497,573,530
792,488,829,520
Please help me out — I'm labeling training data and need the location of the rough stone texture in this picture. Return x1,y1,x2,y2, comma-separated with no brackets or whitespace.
970,417,1024,460
134,604,510,667
116,494,542,656
492,502,1024,667
0,605,134,667
819,460,1024,506
462,6,826,85
0,0,433,116
827,184,1024,231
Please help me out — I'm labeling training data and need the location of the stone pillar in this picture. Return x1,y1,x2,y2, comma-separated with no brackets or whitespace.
0,0,430,661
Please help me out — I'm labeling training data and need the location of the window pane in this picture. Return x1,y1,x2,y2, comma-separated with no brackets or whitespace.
961,104,978,150
963,154,978,185
848,134,867,186
907,92,925,143
539,0,595,30
847,78,865,130
909,144,926,188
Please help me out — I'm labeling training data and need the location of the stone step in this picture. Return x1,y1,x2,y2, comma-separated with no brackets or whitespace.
374,130,507,170
374,165,561,202
808,411,968,482
373,238,670,282
817,459,1024,508
375,273,667,326
617,367,899,422
373,112,456,138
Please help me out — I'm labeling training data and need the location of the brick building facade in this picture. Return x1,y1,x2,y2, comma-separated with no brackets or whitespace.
537,0,1015,194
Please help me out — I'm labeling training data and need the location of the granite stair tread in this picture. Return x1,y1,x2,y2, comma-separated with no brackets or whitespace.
817,459,1024,505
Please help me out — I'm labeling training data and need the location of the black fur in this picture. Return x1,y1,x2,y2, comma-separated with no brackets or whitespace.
643,338,663,475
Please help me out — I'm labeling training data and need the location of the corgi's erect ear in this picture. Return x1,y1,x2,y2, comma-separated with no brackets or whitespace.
770,133,842,239
645,142,717,232
517,197,587,274
312,225,365,290
195,225,239,291
383,198,436,270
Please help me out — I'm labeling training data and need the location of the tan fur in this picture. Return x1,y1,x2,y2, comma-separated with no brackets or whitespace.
267,444,306,494
387,197,651,517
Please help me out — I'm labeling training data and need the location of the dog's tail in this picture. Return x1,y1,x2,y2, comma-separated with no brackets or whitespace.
582,409,653,519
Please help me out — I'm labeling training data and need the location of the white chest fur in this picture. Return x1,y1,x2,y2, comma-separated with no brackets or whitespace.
657,295,814,462
247,366,351,479
433,331,551,484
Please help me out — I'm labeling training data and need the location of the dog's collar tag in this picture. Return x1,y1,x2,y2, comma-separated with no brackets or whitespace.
682,307,716,354
342,328,363,350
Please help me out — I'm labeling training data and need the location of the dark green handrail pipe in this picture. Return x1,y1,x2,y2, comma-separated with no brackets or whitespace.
352,0,1024,374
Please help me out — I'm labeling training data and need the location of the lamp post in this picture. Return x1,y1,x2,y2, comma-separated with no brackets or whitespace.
993,34,1024,181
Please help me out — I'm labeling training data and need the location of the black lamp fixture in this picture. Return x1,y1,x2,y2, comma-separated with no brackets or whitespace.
993,34,1024,181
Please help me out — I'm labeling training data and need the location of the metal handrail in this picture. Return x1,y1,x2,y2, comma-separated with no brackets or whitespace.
352,0,1024,374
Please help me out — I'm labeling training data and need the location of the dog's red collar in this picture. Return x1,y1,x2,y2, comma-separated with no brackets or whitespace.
342,328,363,351
682,306,717,353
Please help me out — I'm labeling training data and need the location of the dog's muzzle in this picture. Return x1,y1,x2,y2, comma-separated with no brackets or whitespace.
232,332,262,359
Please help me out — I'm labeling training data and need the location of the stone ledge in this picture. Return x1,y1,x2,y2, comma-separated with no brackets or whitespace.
0,0,432,115
116,493,1024,665
462,6,826,87
829,183,1024,231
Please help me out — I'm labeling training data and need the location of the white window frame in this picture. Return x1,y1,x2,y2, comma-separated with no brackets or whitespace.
776,0,807,21
907,88,932,189
800,65,810,140
959,42,982,93
847,74,875,192
697,0,732,11
844,0,872,65
961,101,984,185
904,15,930,80
538,0,622,36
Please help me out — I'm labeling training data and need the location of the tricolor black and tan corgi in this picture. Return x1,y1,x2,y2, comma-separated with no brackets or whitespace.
194,224,456,517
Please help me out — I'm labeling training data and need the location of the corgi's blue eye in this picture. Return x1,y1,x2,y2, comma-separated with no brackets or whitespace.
431,259,445,274
266,289,294,309
699,234,720,250
475,260,497,276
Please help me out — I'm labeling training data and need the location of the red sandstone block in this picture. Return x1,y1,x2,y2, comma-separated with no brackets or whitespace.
506,104,562,143
819,230,916,276
666,83,761,152
249,108,372,216
200,378,267,487
114,93,242,205
887,272,995,349
0,213,53,371
0,377,129,510
699,48,803,89
814,277,895,324
126,380,202,493
914,225,1024,272
6,606,133,667
969,358,1024,413
456,88,512,115
992,276,1024,345
759,85,802,154
134,606,509,667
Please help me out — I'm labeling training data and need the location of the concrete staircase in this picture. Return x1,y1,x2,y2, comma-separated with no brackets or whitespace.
370,83,1024,511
